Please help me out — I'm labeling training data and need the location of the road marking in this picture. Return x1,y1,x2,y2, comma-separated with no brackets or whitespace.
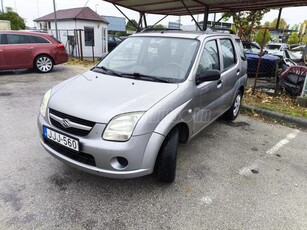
266,130,300,155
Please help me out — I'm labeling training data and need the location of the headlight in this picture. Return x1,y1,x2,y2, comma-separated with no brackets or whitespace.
103,112,144,142
40,89,51,117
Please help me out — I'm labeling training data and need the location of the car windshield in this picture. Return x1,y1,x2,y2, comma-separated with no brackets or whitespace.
96,36,199,83
265,44,281,50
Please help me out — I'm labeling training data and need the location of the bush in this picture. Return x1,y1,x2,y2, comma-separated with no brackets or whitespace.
287,32,300,44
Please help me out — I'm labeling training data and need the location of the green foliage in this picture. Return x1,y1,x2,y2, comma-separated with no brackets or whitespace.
302,35,307,44
126,19,137,31
223,10,269,42
269,18,288,29
230,25,237,33
0,7,26,30
287,32,300,44
254,29,271,47
153,24,165,29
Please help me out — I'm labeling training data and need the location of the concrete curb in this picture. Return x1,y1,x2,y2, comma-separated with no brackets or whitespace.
242,104,307,128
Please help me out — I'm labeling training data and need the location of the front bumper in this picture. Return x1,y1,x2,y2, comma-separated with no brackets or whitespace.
37,114,165,179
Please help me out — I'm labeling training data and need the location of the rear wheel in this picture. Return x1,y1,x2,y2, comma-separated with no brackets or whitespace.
156,127,179,183
223,91,242,121
35,55,54,73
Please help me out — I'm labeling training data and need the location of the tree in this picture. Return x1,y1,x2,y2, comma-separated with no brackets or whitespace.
126,19,138,31
0,7,26,30
302,35,307,44
287,32,300,44
223,10,269,42
254,29,271,47
269,18,288,29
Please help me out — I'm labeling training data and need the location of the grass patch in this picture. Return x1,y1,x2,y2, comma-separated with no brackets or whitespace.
64,58,99,68
243,88,307,119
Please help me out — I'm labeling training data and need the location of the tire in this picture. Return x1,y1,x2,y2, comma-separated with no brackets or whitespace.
35,55,54,73
223,91,243,121
156,127,179,183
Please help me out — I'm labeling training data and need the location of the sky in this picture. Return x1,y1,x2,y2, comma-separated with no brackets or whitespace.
2,0,307,29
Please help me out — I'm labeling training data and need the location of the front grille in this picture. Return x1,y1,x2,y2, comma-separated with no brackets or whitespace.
45,138,96,167
49,108,95,136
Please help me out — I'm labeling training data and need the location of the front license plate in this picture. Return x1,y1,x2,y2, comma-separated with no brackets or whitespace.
43,126,79,151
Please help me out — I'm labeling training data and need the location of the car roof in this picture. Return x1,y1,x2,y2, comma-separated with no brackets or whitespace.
131,30,240,40
0,30,52,37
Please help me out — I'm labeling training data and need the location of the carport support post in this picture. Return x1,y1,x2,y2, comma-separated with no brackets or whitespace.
276,8,282,29
202,5,209,31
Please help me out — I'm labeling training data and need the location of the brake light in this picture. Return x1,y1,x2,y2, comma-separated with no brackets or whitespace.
56,44,64,49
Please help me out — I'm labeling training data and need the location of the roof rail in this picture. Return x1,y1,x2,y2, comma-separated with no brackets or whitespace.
139,27,182,33
208,27,236,34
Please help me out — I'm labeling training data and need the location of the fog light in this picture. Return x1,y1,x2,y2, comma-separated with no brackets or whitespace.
110,157,128,170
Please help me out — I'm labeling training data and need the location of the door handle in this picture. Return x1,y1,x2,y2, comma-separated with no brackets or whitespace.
27,47,34,50
217,79,223,88
237,69,240,76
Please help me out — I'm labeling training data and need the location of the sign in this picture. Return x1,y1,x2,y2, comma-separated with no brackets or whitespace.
168,22,180,30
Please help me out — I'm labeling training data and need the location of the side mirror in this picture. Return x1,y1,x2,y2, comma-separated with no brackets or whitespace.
196,69,221,85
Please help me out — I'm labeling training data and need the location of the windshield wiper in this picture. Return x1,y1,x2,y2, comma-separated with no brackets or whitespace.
124,72,170,83
94,66,126,78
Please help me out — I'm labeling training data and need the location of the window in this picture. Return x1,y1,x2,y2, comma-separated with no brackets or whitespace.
84,27,94,46
220,39,236,70
235,39,246,61
197,40,220,75
6,34,32,44
0,34,4,45
31,36,50,44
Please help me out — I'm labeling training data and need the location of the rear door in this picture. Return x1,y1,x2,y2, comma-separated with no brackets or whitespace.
4,34,35,69
218,37,240,111
193,39,223,133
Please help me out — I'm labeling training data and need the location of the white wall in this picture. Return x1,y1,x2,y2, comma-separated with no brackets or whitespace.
37,20,108,58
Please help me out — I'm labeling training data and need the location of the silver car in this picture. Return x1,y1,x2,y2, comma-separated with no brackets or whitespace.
38,31,247,183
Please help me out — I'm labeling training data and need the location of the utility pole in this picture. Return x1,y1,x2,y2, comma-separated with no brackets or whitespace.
1,0,4,13
53,0,58,39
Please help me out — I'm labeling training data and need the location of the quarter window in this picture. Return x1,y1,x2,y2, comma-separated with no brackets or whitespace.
220,39,236,70
84,27,94,46
31,36,50,44
197,40,220,75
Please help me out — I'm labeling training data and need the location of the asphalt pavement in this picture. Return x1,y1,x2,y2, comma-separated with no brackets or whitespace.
0,65,306,230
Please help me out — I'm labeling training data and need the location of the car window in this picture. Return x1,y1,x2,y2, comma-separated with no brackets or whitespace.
98,36,199,83
108,36,115,42
220,39,236,70
0,34,4,44
31,36,50,44
115,37,122,42
197,40,220,75
6,34,32,44
235,39,246,61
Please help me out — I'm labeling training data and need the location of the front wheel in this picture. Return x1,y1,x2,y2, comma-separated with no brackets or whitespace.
35,55,54,73
223,91,242,121
156,127,179,183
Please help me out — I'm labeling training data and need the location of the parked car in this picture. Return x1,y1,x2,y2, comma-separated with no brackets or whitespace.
265,42,289,57
0,30,68,73
242,41,260,52
38,31,247,183
108,34,122,52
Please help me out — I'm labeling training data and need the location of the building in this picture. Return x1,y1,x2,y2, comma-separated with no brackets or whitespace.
34,7,109,58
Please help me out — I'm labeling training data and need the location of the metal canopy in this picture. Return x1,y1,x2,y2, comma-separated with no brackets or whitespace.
103,0,307,15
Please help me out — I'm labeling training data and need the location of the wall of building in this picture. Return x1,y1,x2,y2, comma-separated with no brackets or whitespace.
37,20,108,58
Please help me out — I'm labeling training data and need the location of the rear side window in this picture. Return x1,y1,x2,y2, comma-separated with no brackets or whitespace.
220,39,236,70
6,34,32,44
31,36,50,44
197,40,220,75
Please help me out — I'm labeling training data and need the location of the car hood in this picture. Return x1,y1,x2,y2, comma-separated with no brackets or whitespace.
48,71,178,123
